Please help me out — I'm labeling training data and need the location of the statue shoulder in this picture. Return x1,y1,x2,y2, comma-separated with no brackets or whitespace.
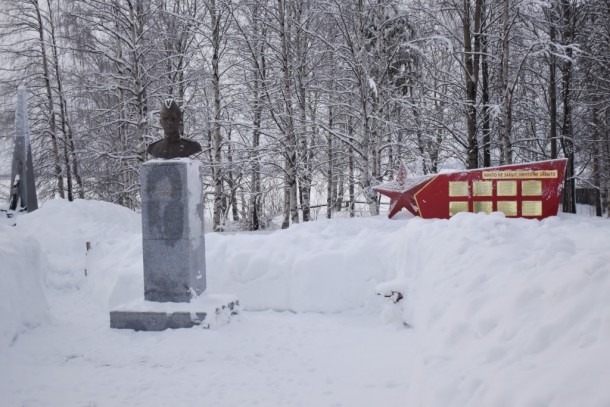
182,138,202,153
147,139,165,154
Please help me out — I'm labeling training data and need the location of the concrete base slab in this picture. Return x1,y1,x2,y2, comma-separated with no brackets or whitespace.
110,294,239,331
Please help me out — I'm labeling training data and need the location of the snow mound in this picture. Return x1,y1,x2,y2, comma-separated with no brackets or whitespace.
0,224,48,350
208,210,610,404
400,213,610,405
15,198,143,307
206,217,404,312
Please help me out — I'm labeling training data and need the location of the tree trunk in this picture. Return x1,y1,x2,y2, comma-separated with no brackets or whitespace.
128,0,148,201
499,0,513,165
295,2,312,222
348,120,355,218
297,82,311,223
481,1,491,167
250,70,263,230
244,3,266,230
463,0,479,169
210,0,224,230
35,2,65,199
548,7,559,159
361,105,378,216
326,106,333,219
63,101,85,199
46,0,79,200
226,129,239,221
278,0,298,227
560,0,575,213
591,107,602,216
604,105,610,217
337,171,344,212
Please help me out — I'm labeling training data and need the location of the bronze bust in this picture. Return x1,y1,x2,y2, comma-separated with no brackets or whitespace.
147,99,202,159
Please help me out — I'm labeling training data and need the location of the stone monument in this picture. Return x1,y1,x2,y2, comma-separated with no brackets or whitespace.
110,99,238,331
8,86,38,214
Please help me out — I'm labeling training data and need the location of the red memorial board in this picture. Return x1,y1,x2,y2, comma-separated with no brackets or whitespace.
374,159,568,220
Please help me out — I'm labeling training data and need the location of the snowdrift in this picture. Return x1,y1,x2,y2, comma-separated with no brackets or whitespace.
2,198,610,405
0,199,142,349
209,209,610,404
206,217,403,312
0,222,48,349
399,213,610,405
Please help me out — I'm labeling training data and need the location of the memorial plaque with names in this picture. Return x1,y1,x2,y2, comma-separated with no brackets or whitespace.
449,201,469,216
522,180,542,196
449,181,469,197
522,201,543,217
374,158,568,220
497,201,518,217
473,181,493,196
497,181,517,196
473,201,492,214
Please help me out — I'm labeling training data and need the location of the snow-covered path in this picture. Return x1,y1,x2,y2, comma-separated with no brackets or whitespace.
1,305,412,406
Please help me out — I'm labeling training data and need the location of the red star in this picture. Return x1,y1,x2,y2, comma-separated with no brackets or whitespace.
373,161,433,218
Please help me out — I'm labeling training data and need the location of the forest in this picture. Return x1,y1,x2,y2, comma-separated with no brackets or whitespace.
0,0,608,230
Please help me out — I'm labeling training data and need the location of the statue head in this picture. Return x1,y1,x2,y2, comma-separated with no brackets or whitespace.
147,98,201,159
159,98,182,142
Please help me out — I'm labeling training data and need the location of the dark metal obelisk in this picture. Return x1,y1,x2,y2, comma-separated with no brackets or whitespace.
9,86,38,213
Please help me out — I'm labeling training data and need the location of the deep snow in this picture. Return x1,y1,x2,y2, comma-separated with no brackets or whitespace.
1,199,610,406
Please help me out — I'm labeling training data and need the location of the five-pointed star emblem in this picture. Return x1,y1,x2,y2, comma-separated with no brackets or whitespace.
373,161,433,218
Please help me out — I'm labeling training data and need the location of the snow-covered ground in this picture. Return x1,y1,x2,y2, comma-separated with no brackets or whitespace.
1,199,610,406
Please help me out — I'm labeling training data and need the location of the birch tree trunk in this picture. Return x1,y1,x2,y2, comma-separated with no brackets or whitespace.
560,0,575,213
462,0,480,169
547,4,559,159
480,0,491,167
250,52,263,230
499,0,513,164
348,119,355,218
326,105,333,219
210,0,224,231
278,0,299,228
47,0,85,200
34,1,65,199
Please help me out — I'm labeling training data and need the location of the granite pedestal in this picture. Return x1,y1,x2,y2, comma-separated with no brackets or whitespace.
110,294,240,331
140,159,206,302
110,159,239,330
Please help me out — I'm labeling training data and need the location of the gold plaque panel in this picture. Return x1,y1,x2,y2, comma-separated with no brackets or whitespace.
522,201,542,217
449,201,469,216
497,201,517,216
522,180,542,196
473,181,493,196
473,201,492,214
497,181,517,196
449,181,469,197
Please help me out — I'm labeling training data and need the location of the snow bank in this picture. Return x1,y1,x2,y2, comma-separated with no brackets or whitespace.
208,211,610,404
401,213,610,406
206,217,404,312
8,198,402,315
1,198,144,348
15,198,143,308
0,223,48,349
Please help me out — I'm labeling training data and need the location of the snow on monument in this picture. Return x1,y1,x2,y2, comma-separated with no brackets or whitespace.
8,86,38,214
